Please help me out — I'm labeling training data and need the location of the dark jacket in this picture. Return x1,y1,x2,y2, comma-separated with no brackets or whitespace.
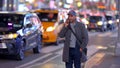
58,21,89,62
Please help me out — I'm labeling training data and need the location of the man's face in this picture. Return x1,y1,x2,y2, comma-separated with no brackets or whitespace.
68,14,76,23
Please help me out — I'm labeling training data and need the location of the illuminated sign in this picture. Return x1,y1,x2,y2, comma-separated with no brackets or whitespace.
66,0,73,4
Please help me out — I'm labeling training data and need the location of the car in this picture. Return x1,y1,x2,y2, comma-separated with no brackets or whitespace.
115,14,119,25
87,16,108,32
79,14,89,28
33,8,60,45
0,11,42,60
105,15,116,30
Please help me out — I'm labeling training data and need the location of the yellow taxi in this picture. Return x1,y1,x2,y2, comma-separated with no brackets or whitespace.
34,8,60,45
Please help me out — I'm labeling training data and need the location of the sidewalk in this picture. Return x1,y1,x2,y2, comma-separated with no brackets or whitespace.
85,52,120,68
85,45,120,68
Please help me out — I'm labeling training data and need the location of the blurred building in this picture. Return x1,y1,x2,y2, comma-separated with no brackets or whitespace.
81,0,116,11
1,0,18,11
56,0,82,9
0,0,116,11
0,0,3,11
96,0,116,10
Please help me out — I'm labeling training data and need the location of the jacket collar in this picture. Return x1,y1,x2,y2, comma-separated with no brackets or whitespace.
74,20,79,28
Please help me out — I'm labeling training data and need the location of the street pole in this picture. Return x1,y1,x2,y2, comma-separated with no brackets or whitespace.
115,0,120,56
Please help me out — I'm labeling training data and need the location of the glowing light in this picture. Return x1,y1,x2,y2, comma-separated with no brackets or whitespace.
25,0,35,3
108,20,113,24
9,4,12,7
66,0,73,4
97,46,107,49
59,2,63,6
46,26,55,32
97,21,103,25
8,23,13,26
117,19,119,22
77,2,82,7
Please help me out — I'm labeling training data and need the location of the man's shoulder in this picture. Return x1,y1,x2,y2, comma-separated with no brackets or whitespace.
77,21,84,26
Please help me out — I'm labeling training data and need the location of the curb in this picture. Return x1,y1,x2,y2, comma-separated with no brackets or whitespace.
84,53,105,68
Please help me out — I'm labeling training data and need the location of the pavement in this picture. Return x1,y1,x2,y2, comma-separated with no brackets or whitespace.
84,44,120,68
85,52,120,68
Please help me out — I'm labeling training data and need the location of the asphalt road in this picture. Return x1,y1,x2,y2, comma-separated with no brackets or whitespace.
0,29,118,68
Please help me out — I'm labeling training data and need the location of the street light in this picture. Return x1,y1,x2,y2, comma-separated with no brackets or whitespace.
66,0,73,4
26,0,35,3
77,2,82,7
59,1,63,7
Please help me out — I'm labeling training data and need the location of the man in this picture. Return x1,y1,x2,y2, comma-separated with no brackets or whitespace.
59,10,88,68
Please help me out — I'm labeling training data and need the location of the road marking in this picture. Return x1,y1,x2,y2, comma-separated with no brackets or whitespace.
88,32,98,36
110,64,120,68
109,33,117,37
26,54,61,68
41,44,63,53
16,53,53,68
54,49,63,55
88,31,117,37
97,32,112,37
87,45,100,58
84,53,105,68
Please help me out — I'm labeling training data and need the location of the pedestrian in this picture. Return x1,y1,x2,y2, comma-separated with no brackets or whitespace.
58,10,89,68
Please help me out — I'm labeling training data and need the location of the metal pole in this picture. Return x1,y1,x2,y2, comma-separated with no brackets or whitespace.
115,0,120,56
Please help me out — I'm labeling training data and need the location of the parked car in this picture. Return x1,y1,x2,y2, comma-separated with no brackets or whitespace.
87,16,108,32
0,11,42,60
115,14,119,25
105,15,116,30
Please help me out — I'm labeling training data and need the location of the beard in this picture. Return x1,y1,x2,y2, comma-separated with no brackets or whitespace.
69,19,75,23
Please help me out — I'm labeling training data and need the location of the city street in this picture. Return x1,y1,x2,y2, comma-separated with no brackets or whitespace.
0,29,118,68
0,0,119,68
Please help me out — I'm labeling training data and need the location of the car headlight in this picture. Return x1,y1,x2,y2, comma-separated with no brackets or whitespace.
3,33,18,39
117,19,119,22
46,26,55,32
40,26,44,32
81,18,89,24
85,25,87,28
97,21,103,25
108,20,113,24
85,21,89,25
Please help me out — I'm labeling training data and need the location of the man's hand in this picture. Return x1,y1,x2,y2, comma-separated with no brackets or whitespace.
64,23,69,27
80,48,83,52
64,19,69,27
